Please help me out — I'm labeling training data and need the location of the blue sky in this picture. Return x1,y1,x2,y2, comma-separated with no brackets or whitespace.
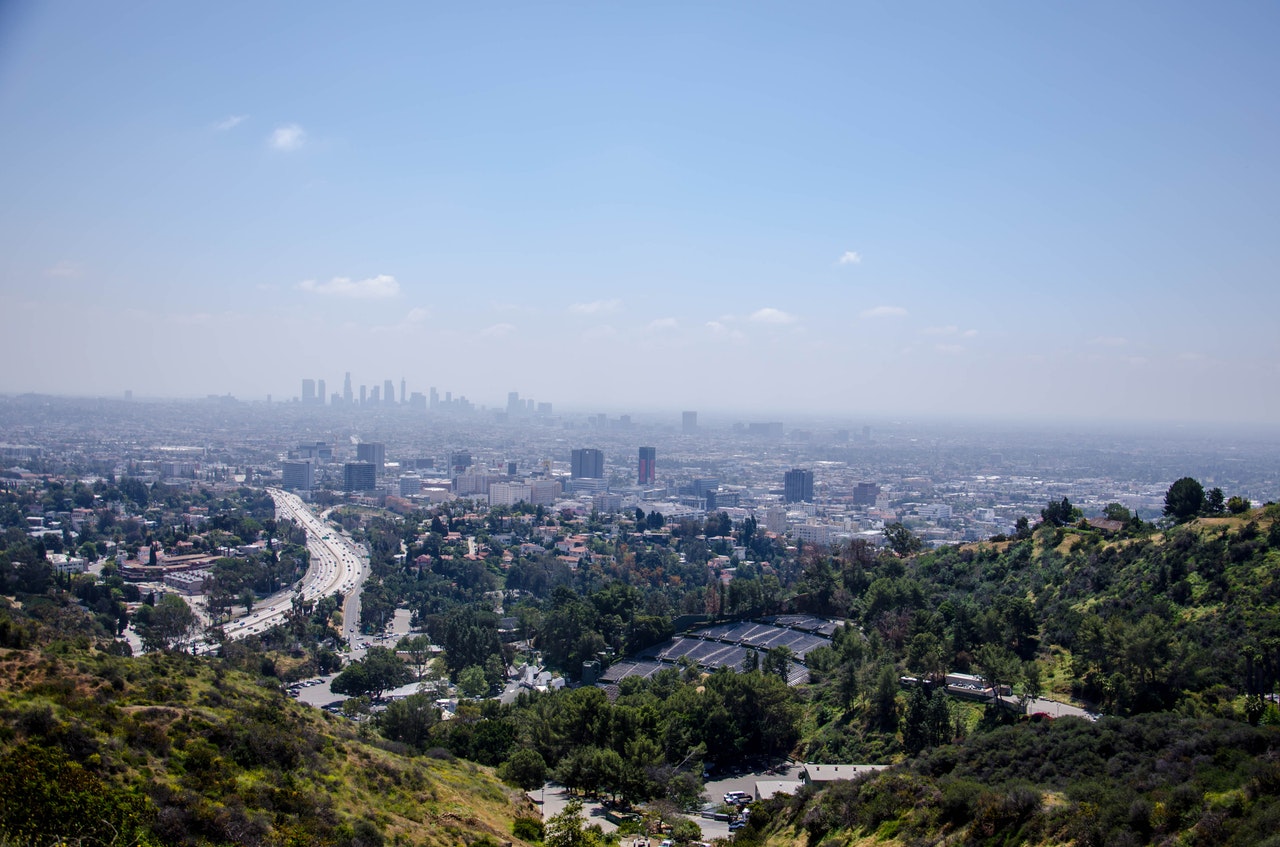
1,2,1278,422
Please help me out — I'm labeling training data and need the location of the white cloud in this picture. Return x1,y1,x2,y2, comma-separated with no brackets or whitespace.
44,260,81,278
296,274,400,299
838,251,862,265
481,322,515,338
749,307,798,324
269,124,306,151
570,299,621,315
706,320,745,341
860,305,908,319
646,317,678,332
404,307,429,323
215,114,248,131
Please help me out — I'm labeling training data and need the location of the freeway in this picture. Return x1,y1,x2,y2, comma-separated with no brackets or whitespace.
216,488,369,645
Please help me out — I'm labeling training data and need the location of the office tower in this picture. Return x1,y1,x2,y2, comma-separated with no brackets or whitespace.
343,372,353,405
507,391,520,415
301,379,316,404
343,462,377,492
370,385,381,405
450,451,472,473
384,379,395,405
408,391,426,410
282,460,314,491
784,468,814,504
682,411,697,433
400,378,406,406
356,442,386,470
571,448,604,479
852,482,881,506
317,379,326,405
507,461,517,476
360,385,367,405
638,447,656,485
430,387,439,409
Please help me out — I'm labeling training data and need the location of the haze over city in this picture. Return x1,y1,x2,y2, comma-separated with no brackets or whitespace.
2,2,1278,423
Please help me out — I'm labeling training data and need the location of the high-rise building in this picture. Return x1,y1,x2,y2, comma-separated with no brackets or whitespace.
400,378,406,406
360,385,367,405
682,411,697,434
301,379,316,404
638,447,656,484
343,462,377,492
282,460,314,491
356,442,386,470
384,379,395,405
784,469,814,503
450,451,472,473
571,448,604,479
316,379,326,405
853,482,880,506
343,372,353,405
430,387,439,409
370,385,381,405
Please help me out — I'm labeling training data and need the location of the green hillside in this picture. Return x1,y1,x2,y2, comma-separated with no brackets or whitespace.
734,505,1280,846
0,596,536,847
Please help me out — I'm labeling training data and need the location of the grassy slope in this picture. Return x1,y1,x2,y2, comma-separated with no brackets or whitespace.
0,598,536,847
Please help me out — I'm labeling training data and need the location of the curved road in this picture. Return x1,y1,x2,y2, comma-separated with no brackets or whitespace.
216,488,368,645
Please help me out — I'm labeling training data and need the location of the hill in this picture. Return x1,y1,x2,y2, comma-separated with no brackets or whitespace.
0,594,536,847
733,506,1280,846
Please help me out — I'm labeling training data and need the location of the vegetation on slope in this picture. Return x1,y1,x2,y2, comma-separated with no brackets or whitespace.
0,595,535,847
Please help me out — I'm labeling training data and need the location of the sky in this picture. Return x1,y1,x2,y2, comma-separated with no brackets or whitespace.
1,2,1278,423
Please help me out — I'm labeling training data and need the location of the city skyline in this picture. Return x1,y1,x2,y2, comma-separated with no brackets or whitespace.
2,3,1279,423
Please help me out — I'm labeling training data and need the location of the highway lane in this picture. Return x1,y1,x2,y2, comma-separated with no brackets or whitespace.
214,488,369,645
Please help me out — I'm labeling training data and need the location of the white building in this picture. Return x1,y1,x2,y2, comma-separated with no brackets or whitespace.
489,482,533,508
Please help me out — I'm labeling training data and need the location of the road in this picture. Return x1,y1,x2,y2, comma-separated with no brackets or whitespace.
214,488,369,645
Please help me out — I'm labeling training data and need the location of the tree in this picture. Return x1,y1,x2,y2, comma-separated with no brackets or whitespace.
1164,477,1205,523
883,523,923,557
902,685,952,755
331,646,413,700
499,748,548,792
974,644,1019,707
1021,660,1044,709
138,593,200,653
545,798,601,847
377,693,439,751
1227,495,1251,515
458,665,489,698
1205,487,1226,515
1040,497,1079,527
1103,503,1132,523
1013,516,1032,540
762,645,794,681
